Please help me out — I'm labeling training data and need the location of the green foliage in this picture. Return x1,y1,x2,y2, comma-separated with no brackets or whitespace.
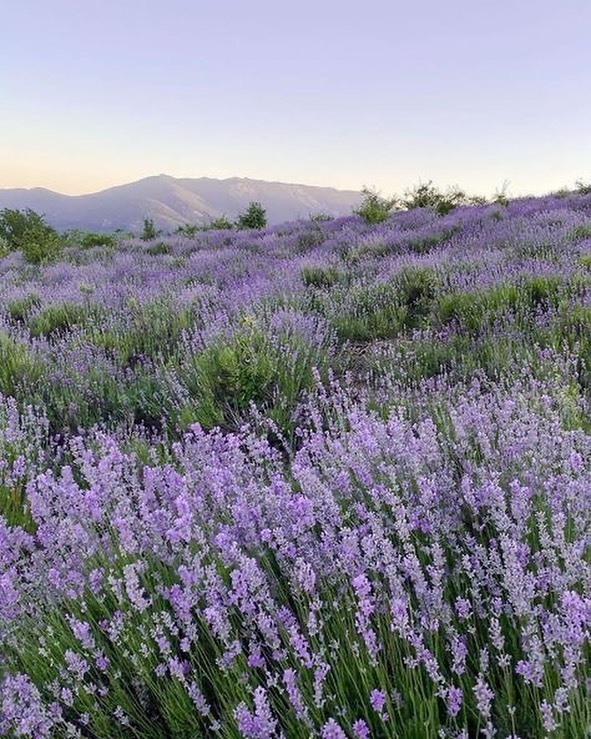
0,207,61,263
353,187,398,224
579,253,591,268
492,181,511,206
79,231,118,249
438,277,562,334
174,217,234,235
345,241,391,262
206,215,233,230
174,223,200,237
394,266,440,327
467,194,489,205
6,293,41,322
295,228,325,252
91,301,197,366
62,228,122,249
407,227,459,254
575,179,591,195
0,482,33,530
28,303,95,339
301,265,343,289
553,187,571,199
20,234,62,264
331,267,442,343
179,317,328,434
402,181,467,215
119,366,177,430
236,201,267,230
62,230,118,249
524,275,561,307
567,224,591,241
332,282,406,342
0,235,10,258
146,241,171,255
140,217,159,241
0,331,43,398
0,208,47,249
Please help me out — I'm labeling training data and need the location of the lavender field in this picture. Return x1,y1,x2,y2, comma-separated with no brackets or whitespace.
1,192,590,738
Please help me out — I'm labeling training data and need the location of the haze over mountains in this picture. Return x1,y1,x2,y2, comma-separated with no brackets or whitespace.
0,175,363,232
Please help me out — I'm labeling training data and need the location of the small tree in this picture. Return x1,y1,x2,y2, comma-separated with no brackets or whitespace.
140,218,159,241
354,187,398,224
236,202,267,230
0,208,61,263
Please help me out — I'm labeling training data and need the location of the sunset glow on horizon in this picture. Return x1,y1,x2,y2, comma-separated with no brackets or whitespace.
2,0,590,199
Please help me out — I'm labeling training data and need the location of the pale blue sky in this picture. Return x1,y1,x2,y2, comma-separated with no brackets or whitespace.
2,0,590,197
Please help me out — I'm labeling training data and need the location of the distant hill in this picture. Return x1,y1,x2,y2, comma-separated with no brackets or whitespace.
0,175,363,232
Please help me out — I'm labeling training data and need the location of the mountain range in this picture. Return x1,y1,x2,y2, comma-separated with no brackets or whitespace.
0,175,363,232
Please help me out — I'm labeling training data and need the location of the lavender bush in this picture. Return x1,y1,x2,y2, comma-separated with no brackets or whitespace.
0,191,590,737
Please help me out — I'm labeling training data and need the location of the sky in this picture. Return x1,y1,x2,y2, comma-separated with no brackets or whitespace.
2,0,590,198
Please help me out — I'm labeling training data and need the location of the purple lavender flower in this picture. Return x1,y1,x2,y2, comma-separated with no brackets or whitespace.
445,685,463,717
321,718,347,738
234,687,277,739
352,718,371,738
0,673,58,738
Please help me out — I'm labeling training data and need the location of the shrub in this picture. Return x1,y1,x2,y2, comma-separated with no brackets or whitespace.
407,226,459,254
179,315,330,434
0,208,45,250
146,241,171,255
0,331,43,397
236,202,267,230
206,215,233,230
62,230,117,249
174,223,200,237
394,266,440,327
492,180,511,206
0,208,61,263
402,181,467,215
553,187,571,199
353,187,398,224
467,194,489,205
567,224,591,241
296,228,325,252
0,235,10,257
6,293,41,322
333,282,406,342
523,275,561,308
301,266,342,288
575,179,591,195
20,233,62,264
29,303,95,339
79,231,118,249
91,301,197,366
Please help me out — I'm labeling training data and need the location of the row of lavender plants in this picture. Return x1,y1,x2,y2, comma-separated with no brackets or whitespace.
1,191,590,737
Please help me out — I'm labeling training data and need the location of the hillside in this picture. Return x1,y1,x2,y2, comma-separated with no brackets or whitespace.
0,174,362,232
1,191,590,737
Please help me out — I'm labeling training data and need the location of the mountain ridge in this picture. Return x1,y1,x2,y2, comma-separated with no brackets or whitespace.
0,175,363,232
